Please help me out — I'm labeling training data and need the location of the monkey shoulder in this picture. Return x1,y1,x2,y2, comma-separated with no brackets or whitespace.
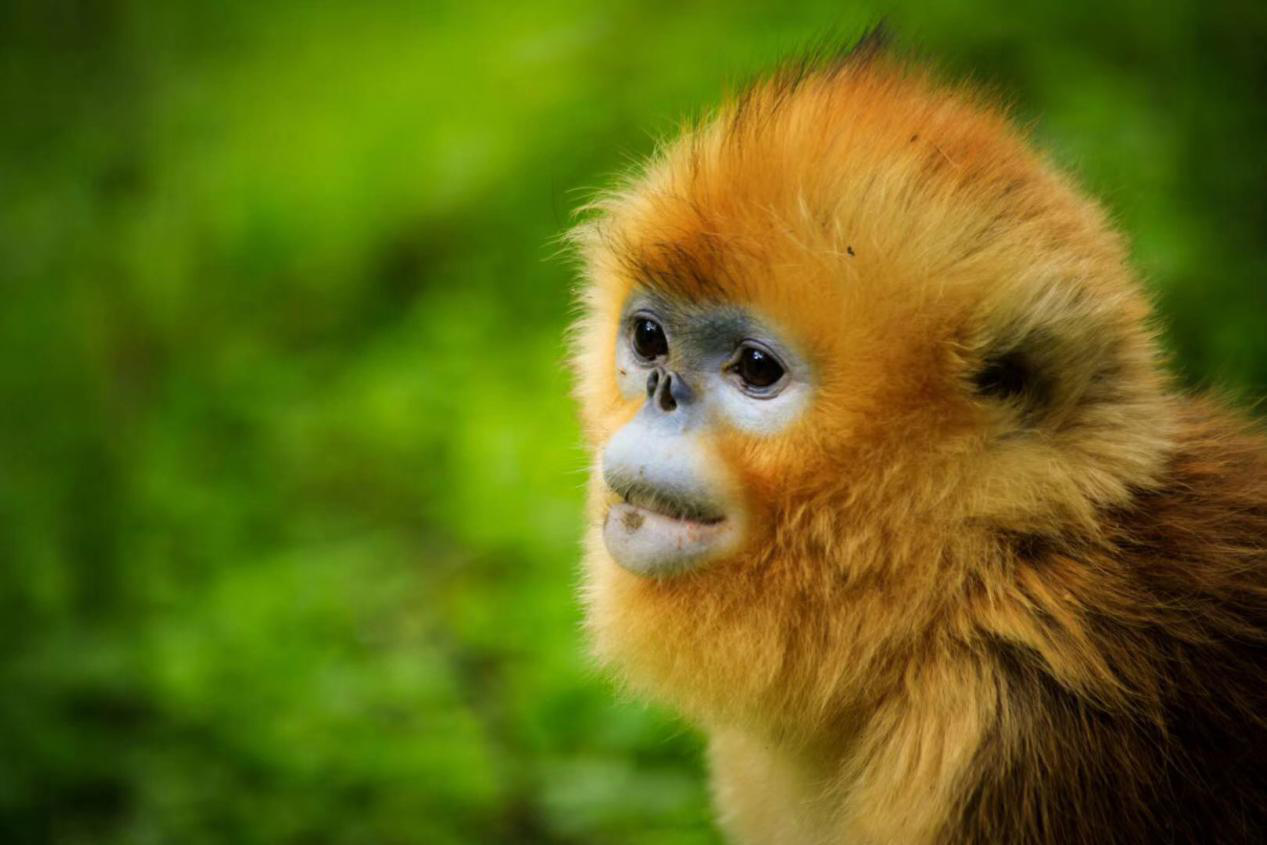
957,398,1267,845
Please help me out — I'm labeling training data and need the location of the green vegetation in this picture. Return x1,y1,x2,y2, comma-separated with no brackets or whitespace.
2,1,1264,842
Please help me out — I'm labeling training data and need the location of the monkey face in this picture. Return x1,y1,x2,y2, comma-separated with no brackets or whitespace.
599,291,813,576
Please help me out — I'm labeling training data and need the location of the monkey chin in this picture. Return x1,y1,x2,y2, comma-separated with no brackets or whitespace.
601,500,742,578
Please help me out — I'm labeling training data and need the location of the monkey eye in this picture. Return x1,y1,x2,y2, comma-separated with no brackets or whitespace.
730,343,786,394
631,316,668,361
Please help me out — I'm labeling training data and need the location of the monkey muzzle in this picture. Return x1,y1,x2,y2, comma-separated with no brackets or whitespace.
599,398,743,577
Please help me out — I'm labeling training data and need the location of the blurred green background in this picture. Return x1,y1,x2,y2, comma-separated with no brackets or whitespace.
2,1,1265,843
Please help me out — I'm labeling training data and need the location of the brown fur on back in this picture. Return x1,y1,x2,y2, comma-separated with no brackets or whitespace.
949,401,1267,844
571,41,1267,844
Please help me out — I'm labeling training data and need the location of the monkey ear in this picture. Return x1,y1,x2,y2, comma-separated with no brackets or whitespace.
973,349,1032,401
965,275,1130,428
969,333,1058,424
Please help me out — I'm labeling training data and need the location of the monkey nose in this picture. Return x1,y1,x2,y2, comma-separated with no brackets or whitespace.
646,367,692,412
645,368,661,399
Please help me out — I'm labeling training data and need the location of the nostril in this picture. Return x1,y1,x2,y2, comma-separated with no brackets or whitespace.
646,369,660,398
658,374,678,412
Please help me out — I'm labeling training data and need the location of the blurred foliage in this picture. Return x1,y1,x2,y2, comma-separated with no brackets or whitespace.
1,0,1264,843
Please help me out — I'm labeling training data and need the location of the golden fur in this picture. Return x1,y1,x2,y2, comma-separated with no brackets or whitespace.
570,41,1267,844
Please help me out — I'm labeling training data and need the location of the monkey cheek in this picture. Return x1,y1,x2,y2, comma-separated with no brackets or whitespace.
601,502,741,578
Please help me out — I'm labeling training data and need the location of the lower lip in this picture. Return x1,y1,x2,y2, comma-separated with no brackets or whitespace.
602,501,737,577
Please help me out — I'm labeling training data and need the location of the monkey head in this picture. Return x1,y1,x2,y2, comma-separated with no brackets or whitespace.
570,52,1175,737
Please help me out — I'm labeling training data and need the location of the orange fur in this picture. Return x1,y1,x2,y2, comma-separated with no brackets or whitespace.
571,42,1267,844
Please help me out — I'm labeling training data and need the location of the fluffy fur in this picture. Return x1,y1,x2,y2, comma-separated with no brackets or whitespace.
570,40,1267,844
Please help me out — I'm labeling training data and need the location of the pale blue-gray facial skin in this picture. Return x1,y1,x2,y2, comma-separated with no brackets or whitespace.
600,291,813,578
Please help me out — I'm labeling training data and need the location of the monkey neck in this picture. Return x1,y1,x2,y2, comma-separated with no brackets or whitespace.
709,640,997,845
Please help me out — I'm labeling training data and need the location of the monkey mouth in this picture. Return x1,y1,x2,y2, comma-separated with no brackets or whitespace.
612,482,725,525
602,482,739,577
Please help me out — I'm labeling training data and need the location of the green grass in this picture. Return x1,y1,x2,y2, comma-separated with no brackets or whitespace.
2,1,1265,842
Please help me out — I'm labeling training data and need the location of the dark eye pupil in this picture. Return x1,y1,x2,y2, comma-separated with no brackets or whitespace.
738,347,783,388
633,319,668,359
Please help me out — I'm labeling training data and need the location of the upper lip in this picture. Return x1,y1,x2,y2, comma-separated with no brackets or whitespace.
610,480,725,525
